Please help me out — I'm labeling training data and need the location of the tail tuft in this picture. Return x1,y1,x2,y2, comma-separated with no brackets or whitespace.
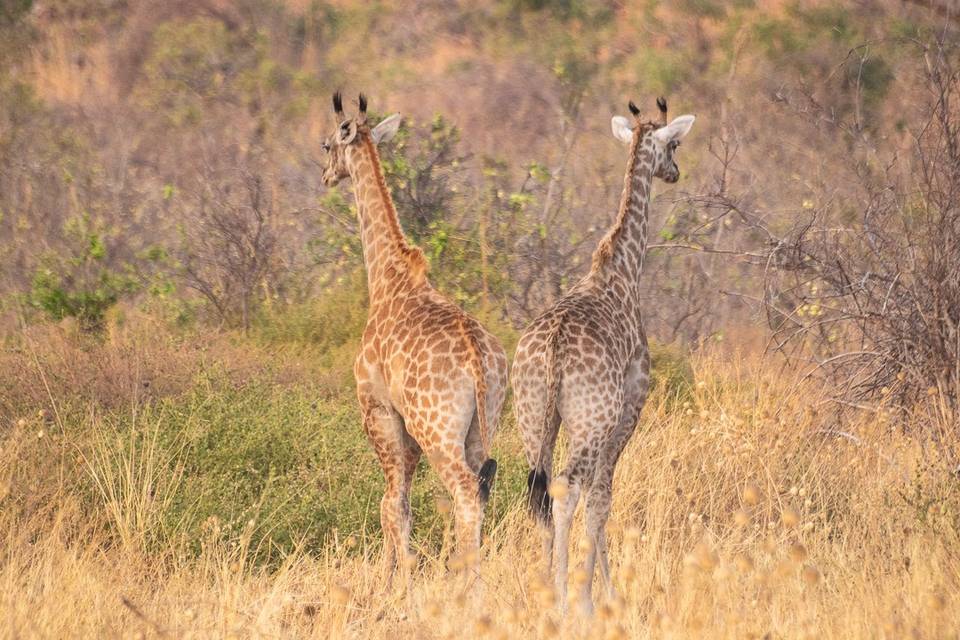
478,458,498,503
527,469,552,525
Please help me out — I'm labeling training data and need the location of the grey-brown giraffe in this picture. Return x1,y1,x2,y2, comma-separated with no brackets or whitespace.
320,93,508,583
512,97,695,613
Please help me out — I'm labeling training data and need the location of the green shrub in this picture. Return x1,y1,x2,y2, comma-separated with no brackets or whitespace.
28,215,138,332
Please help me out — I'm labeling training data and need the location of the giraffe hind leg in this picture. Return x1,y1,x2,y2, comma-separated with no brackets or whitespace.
551,445,596,612
361,402,421,588
427,439,486,576
580,470,614,614
583,388,648,607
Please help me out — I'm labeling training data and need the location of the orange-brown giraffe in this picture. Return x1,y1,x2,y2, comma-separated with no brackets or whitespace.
320,93,508,581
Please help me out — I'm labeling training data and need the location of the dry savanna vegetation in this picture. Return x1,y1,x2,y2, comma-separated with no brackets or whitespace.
2,326,958,638
1,0,959,638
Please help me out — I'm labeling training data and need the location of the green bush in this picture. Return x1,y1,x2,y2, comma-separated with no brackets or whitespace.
28,215,138,332
80,369,525,565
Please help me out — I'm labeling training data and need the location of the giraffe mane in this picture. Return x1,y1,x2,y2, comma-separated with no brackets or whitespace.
358,131,429,283
589,120,658,274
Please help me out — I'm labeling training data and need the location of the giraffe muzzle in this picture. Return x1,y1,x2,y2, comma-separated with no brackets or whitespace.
665,162,680,183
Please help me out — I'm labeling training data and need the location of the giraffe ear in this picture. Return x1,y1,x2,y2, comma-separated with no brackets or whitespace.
611,116,633,145
339,120,358,144
653,115,695,145
371,113,402,145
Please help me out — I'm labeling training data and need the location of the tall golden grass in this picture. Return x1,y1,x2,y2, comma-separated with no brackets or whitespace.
1,341,957,639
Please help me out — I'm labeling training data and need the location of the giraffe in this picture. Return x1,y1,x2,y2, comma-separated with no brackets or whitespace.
320,93,508,582
511,97,695,613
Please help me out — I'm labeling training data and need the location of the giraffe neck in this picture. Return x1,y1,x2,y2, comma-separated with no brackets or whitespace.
346,132,427,303
589,131,656,294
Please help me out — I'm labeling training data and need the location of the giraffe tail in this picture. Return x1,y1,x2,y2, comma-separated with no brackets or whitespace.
458,316,497,501
472,357,498,504
527,468,552,526
478,458,497,503
527,320,563,527
459,316,492,452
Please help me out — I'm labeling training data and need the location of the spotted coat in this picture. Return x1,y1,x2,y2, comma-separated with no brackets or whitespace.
512,99,695,613
321,94,508,581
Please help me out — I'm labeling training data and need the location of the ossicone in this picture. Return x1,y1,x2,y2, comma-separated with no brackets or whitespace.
332,91,344,116
628,100,640,117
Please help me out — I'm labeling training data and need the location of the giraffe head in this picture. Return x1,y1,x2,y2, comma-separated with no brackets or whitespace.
611,97,695,183
321,92,402,187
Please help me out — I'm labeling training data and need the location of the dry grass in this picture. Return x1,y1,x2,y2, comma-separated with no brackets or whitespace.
1,345,958,639
0,307,348,421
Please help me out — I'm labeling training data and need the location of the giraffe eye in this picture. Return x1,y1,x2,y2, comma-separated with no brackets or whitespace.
322,141,331,153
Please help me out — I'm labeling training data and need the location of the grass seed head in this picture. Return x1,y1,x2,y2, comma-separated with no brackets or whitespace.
734,509,751,527
801,564,821,585
693,541,719,572
541,618,559,638
474,615,492,634
436,497,452,515
571,568,589,587
926,592,945,612
330,583,351,605
781,507,801,528
789,542,808,562
547,480,568,499
743,482,762,506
